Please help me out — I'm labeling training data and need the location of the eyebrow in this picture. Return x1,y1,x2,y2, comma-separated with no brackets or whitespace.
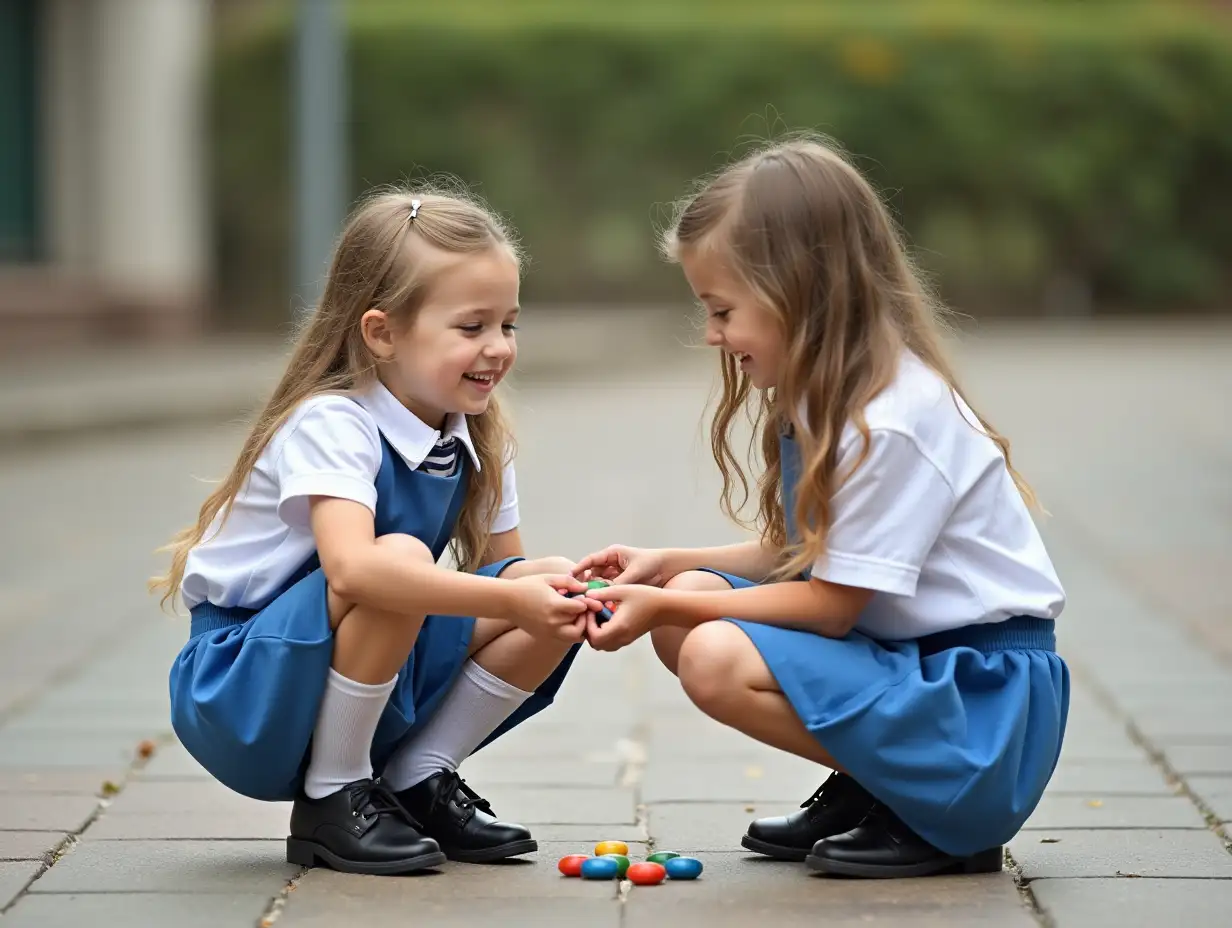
451,304,521,316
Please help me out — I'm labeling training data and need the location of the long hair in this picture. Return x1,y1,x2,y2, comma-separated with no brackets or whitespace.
661,136,1037,580
151,186,519,610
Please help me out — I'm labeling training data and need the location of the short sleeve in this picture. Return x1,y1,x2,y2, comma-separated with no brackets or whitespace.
273,398,382,530
490,453,520,534
812,429,955,596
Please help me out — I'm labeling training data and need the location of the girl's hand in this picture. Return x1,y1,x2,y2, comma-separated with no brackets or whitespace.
585,585,667,652
506,574,595,643
573,545,669,587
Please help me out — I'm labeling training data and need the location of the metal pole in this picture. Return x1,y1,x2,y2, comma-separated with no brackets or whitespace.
293,0,347,317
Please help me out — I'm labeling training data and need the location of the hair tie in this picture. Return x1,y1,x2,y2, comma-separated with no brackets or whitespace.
409,199,422,221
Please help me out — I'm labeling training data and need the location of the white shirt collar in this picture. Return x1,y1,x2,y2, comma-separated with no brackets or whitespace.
354,381,482,472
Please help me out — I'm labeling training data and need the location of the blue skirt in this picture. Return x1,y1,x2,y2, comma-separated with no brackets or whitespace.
701,569,1069,857
169,558,580,802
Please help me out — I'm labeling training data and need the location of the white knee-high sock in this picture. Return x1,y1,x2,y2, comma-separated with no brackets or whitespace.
303,669,397,800
381,660,531,791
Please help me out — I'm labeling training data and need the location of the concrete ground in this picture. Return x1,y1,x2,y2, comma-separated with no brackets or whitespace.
1,312,1230,926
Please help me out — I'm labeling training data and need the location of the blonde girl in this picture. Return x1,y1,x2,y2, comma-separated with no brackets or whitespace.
576,138,1068,879
156,188,600,876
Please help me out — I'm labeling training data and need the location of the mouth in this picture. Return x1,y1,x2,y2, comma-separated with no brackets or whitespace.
731,351,752,370
462,370,501,392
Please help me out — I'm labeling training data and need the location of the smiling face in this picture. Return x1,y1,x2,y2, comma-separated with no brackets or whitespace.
363,244,520,428
679,245,785,390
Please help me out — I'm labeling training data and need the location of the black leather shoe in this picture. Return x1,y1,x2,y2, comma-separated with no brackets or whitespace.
741,772,875,861
286,778,446,875
806,803,1003,878
395,770,536,863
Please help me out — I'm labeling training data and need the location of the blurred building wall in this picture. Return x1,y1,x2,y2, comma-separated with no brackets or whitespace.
0,0,209,352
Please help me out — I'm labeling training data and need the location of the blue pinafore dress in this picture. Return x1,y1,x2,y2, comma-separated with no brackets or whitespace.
701,433,1069,857
169,434,580,802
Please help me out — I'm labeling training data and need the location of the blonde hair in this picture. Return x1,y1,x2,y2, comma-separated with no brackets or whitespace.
151,186,519,610
661,135,1037,580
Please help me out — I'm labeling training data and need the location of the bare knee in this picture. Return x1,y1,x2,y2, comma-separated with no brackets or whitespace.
374,533,435,562
677,622,748,716
665,570,731,593
653,572,733,675
327,533,434,627
502,554,575,578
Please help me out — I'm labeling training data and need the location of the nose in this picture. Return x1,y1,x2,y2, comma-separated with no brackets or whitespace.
704,321,723,348
483,333,514,362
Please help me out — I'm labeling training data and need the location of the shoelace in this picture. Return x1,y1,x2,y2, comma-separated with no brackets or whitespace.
350,778,422,829
430,770,494,818
800,772,844,809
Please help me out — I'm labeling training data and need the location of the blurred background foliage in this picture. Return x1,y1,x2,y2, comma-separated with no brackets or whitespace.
210,0,1232,328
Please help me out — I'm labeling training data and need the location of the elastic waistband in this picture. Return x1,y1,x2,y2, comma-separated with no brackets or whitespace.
916,616,1056,656
190,602,256,638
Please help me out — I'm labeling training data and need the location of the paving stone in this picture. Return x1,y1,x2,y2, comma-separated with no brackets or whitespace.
1134,710,1232,744
280,894,620,927
455,756,623,787
132,741,211,780
1053,732,1145,762
1031,878,1232,926
0,770,121,795
473,786,636,825
0,861,43,909
1187,776,1232,822
28,839,296,893
88,808,291,840
1009,829,1232,878
471,722,637,761
0,795,99,832
2,892,274,928
535,840,650,862
529,824,650,844
622,852,1032,926
1022,795,1208,830
640,757,825,803
1162,744,1232,775
284,857,618,902
1045,761,1173,795
0,831,69,861
646,802,798,853
100,778,272,815
2,703,169,735
0,732,148,769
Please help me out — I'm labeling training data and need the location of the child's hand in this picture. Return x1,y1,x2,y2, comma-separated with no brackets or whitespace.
574,545,668,586
506,574,595,643
585,585,666,652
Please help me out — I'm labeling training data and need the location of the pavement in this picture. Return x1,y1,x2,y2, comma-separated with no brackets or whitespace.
1,312,1230,926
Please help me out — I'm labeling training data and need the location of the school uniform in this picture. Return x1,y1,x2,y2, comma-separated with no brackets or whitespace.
169,382,579,804
707,353,1069,876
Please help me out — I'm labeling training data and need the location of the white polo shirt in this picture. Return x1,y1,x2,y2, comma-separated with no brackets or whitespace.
803,353,1065,640
180,382,519,611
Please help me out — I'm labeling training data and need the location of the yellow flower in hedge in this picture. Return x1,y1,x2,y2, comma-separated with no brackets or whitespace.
840,37,900,84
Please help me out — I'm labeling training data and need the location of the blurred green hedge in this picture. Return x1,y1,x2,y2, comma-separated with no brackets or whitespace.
211,2,1232,325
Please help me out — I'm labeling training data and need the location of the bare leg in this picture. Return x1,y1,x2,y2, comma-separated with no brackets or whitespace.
677,620,842,768
303,533,432,799
327,533,431,682
650,570,732,674
465,555,578,690
380,555,578,784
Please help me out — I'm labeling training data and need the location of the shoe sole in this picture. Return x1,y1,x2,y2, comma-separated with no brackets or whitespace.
286,837,447,875
442,838,538,863
740,834,809,862
805,846,1003,879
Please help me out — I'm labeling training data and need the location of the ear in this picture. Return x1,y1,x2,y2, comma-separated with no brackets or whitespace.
360,308,396,360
